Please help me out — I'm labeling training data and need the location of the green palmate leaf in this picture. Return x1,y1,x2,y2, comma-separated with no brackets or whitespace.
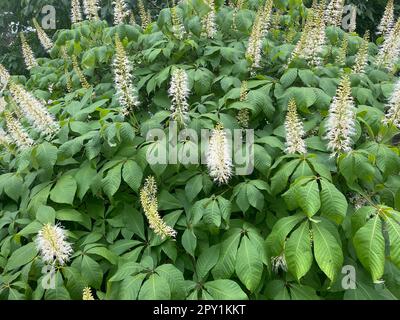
320,180,348,225
312,222,343,282
196,245,219,281
102,163,123,199
35,142,58,170
122,160,143,193
386,217,400,269
36,205,56,224
271,159,300,195
156,264,186,300
280,68,298,88
353,215,385,283
80,255,103,289
235,235,263,292
265,214,305,257
295,180,321,218
204,280,248,300
138,273,171,300
6,243,38,271
212,231,241,279
5,175,24,202
182,229,197,257
75,161,97,200
49,175,77,205
285,221,312,281
119,273,146,300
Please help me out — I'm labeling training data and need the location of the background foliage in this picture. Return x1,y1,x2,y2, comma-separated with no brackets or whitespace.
1,0,400,300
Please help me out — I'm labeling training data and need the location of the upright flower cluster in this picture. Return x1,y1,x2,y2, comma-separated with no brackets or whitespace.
113,34,140,116
0,96,6,113
325,0,345,27
4,112,34,149
140,176,177,239
71,0,83,24
352,31,370,74
83,0,100,20
377,0,394,37
336,35,348,66
236,81,250,128
9,83,60,137
284,99,307,154
36,223,73,266
201,0,217,39
113,0,129,25
382,79,400,129
171,7,186,40
72,55,91,89
231,0,244,31
206,124,233,185
20,33,38,70
138,0,151,29
376,18,400,71
82,287,95,300
0,128,11,148
33,19,53,53
0,63,11,88
245,0,273,69
169,68,190,126
290,4,326,66
271,254,288,273
325,75,356,155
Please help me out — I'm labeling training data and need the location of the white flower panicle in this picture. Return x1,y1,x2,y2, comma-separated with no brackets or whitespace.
82,287,95,300
376,18,400,71
169,68,190,126
113,34,140,116
383,79,400,129
290,4,326,66
377,0,394,37
325,0,345,27
336,35,348,66
140,176,177,240
325,75,356,155
207,124,233,185
285,99,307,154
71,0,83,24
33,19,53,53
36,223,73,266
83,0,100,21
9,83,60,137
72,55,91,89
201,0,217,39
4,112,34,149
261,0,274,35
20,33,38,70
0,96,6,113
352,31,370,74
113,0,130,25
138,0,151,29
171,6,186,40
0,63,11,88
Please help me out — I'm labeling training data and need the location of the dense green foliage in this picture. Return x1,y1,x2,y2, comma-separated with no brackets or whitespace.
1,0,400,300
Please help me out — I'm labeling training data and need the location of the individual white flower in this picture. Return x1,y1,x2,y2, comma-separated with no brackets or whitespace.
377,0,394,37
71,0,83,24
169,68,190,126
206,124,233,185
113,0,130,25
171,6,186,40
325,0,345,27
376,18,400,71
33,18,53,53
9,82,60,137
285,98,307,154
201,0,217,39
113,34,140,116
20,33,38,70
82,287,95,300
290,3,326,67
4,112,34,149
83,0,100,21
352,31,370,74
0,63,11,88
140,176,177,239
383,78,400,129
325,75,356,156
36,223,73,266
